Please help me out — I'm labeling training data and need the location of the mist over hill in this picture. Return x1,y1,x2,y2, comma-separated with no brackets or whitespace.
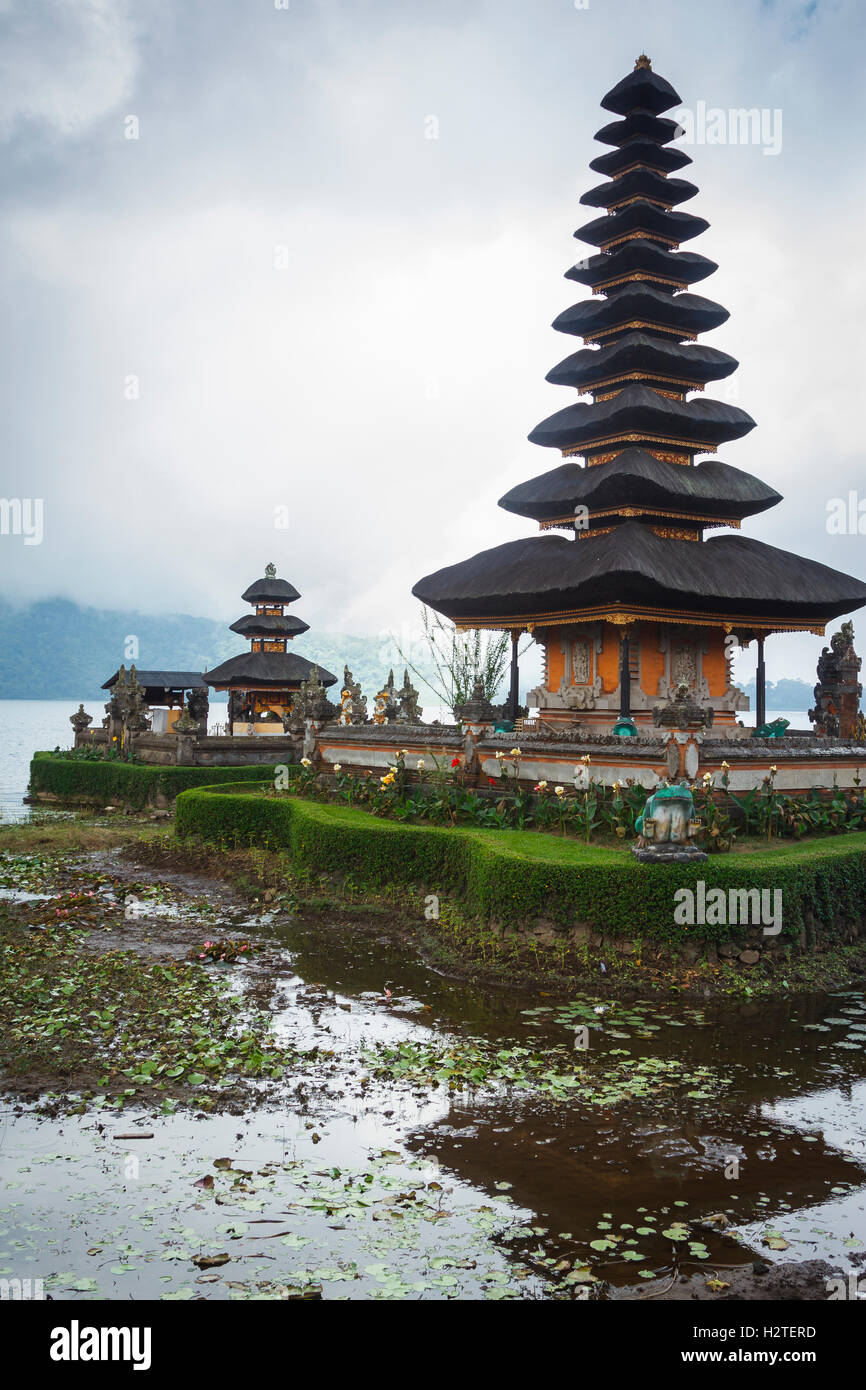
0,599,444,707
0,598,817,712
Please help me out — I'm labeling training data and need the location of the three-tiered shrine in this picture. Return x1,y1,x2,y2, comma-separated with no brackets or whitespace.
414,57,866,732
204,563,336,731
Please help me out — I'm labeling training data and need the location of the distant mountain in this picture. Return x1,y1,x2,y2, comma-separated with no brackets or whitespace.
0,598,446,707
736,678,814,710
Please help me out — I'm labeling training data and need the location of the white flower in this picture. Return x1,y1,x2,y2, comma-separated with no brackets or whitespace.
333,763,342,773
702,771,713,784
769,764,778,774
495,751,505,760
389,765,398,774
416,759,425,770
554,785,565,797
300,757,312,767
594,1005,608,1015
401,749,409,756
537,780,548,790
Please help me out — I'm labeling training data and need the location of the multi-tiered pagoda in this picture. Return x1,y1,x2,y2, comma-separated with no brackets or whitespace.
204,563,336,731
414,57,866,732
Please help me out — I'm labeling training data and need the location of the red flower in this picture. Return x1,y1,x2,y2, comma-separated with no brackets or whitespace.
488,777,495,784
451,757,460,768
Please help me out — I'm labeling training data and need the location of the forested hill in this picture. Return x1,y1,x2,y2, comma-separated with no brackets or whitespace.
0,599,434,703
0,598,815,709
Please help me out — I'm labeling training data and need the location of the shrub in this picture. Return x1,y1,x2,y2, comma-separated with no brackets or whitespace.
28,755,298,811
174,786,866,943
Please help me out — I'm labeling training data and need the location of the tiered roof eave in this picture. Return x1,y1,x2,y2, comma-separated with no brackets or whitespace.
412,57,866,637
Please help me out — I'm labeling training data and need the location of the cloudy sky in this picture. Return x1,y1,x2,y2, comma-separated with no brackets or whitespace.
2,0,864,684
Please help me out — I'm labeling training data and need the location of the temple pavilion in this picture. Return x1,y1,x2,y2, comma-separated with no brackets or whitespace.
204,562,336,732
414,57,866,733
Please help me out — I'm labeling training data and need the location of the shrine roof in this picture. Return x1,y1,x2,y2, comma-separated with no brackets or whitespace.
203,652,337,688
229,613,310,637
528,384,756,452
413,526,866,626
101,670,207,691
241,576,301,604
498,452,781,523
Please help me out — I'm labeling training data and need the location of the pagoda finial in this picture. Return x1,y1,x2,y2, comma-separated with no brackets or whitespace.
634,53,652,69
264,561,277,579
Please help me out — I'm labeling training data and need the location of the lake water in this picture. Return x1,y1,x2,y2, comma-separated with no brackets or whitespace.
0,700,812,824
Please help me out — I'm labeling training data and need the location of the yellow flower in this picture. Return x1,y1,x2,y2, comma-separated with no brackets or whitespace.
300,757,312,767
721,760,730,770
581,754,591,764
510,747,521,757
769,764,778,774
333,763,342,773
495,751,505,760
554,785,565,797
537,780,548,790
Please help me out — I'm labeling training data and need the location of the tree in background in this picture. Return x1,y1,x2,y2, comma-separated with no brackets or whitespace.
394,605,516,711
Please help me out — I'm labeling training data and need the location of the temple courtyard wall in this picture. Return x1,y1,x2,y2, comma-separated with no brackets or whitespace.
63,720,866,798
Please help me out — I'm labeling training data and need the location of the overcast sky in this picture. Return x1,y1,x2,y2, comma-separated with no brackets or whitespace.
2,0,864,684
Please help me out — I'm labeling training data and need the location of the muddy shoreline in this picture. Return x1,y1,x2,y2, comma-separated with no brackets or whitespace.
2,821,865,1302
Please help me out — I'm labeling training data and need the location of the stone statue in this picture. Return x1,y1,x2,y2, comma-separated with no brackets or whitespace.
752,717,789,739
653,680,714,730
396,669,422,724
632,778,706,862
453,677,495,725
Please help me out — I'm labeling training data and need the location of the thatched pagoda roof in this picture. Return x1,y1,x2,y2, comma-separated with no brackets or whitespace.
203,652,337,689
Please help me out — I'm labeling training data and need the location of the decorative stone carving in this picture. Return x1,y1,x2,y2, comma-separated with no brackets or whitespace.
105,665,151,734
557,676,598,710
187,687,210,734
809,620,862,739
453,677,495,725
339,665,368,725
570,639,591,685
174,705,198,734
396,669,422,724
371,670,399,725
670,642,697,688
69,705,93,738
653,680,714,730
292,666,338,726
632,778,707,862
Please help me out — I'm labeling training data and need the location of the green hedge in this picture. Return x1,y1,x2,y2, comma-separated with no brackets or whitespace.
173,785,866,942
28,755,296,811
